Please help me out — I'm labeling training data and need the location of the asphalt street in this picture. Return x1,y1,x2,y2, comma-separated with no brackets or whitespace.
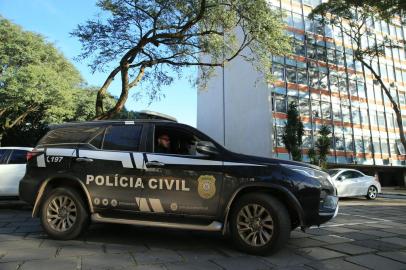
0,196,405,270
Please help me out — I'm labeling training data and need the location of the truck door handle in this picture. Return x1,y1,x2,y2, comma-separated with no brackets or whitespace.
76,157,94,163
146,161,165,167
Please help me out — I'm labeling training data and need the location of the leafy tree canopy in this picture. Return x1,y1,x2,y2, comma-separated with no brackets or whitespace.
312,0,405,23
0,17,128,146
282,102,304,161
72,0,291,119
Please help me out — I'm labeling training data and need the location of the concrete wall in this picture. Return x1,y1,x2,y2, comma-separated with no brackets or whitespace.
197,54,273,158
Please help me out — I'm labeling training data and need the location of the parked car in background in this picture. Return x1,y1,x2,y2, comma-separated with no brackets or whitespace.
0,147,33,197
327,168,381,200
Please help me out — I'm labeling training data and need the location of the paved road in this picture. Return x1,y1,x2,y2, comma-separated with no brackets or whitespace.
0,197,405,270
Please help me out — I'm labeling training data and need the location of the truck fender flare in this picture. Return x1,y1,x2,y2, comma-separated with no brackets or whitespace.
31,176,94,217
222,183,305,234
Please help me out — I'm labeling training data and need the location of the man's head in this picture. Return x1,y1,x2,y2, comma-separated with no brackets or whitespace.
158,134,171,149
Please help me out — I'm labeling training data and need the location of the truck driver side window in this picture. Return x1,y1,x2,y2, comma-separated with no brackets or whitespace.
154,126,204,156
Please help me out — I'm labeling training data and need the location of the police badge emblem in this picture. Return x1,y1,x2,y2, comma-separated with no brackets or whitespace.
197,175,216,199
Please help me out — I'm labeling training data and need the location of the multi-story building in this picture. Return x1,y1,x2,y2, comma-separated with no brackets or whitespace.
197,0,406,186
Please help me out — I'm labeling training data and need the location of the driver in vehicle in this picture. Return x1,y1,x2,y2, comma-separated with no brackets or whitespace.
156,134,171,153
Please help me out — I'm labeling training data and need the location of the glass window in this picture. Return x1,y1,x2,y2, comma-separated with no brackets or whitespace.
361,110,369,126
275,94,287,113
357,81,366,98
335,135,345,151
286,67,297,83
342,106,351,123
364,136,372,152
8,150,28,164
303,130,312,148
321,102,331,119
103,125,143,152
352,108,361,124
272,63,285,81
345,136,354,151
377,112,386,127
333,104,342,121
373,138,381,154
348,80,357,97
297,68,307,85
369,110,377,126
311,99,321,118
0,150,10,164
355,137,364,153
381,140,389,154
276,126,285,147
293,12,304,30
38,126,102,146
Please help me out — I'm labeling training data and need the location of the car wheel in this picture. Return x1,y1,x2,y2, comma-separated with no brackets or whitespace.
366,185,378,200
40,187,89,240
230,193,291,255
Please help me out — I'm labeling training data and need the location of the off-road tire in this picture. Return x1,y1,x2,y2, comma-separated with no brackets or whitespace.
40,187,89,240
230,193,291,255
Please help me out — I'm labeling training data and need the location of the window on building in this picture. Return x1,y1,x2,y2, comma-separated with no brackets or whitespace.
373,138,381,155
321,102,331,119
345,136,354,152
342,106,351,123
275,94,287,113
369,110,377,126
335,134,345,151
272,63,285,81
286,66,297,83
377,112,386,127
381,140,389,154
360,110,369,126
311,99,321,118
352,108,361,124
299,98,310,116
355,137,364,153
303,130,312,148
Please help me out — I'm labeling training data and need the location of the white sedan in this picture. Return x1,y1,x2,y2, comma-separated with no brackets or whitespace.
328,168,381,200
0,147,33,196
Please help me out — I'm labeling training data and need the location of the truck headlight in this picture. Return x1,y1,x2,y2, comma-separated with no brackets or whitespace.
281,164,335,188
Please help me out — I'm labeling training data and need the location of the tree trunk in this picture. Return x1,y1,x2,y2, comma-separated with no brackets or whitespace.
93,65,146,120
95,66,121,117
359,58,406,155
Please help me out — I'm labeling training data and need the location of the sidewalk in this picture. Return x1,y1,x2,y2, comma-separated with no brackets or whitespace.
381,186,406,196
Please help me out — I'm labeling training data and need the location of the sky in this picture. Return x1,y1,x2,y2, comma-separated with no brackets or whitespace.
0,0,197,126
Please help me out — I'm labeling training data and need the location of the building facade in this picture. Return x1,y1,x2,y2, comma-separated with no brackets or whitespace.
198,0,406,186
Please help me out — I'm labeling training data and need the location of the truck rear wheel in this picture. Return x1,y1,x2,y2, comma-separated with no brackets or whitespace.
40,187,89,240
230,193,291,255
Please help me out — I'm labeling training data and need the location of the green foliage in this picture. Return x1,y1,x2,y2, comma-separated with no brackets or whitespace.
315,125,332,169
0,17,138,146
72,0,292,119
312,0,405,23
307,148,318,165
307,125,332,169
282,102,304,161
0,17,82,134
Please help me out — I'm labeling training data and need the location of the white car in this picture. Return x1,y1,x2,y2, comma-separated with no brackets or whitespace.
327,168,381,200
0,147,33,196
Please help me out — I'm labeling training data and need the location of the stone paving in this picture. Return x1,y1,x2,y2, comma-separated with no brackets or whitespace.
0,197,405,270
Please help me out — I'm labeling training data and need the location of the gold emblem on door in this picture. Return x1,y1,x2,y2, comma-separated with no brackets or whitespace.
197,175,216,199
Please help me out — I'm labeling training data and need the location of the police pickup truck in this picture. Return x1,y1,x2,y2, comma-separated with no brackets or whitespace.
19,119,338,255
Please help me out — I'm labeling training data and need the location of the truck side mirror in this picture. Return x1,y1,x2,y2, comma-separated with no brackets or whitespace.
196,141,218,156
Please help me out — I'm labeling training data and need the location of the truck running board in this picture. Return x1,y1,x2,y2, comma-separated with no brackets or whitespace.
91,213,223,232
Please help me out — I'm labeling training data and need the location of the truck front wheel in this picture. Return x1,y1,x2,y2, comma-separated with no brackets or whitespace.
230,193,291,255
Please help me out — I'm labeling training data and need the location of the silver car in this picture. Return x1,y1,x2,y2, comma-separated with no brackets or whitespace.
0,147,33,196
327,169,382,200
